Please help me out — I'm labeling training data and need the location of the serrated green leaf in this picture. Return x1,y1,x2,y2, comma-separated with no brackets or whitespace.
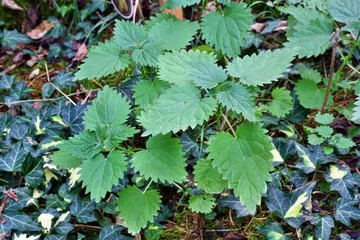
201,2,252,57
295,79,331,109
214,82,256,121
301,0,329,12
268,88,293,118
299,67,323,84
144,13,178,31
79,151,127,202
74,39,131,81
133,78,171,109
315,126,333,138
158,50,217,85
103,125,139,149
50,151,83,169
334,199,360,226
352,94,360,121
117,186,161,234
227,48,297,86
131,134,187,184
188,194,216,214
315,112,334,125
328,0,360,23
308,134,325,145
193,159,227,194
131,41,163,67
139,83,217,136
315,216,334,240
207,123,274,213
329,134,355,149
162,0,200,9
83,86,131,130
114,20,148,51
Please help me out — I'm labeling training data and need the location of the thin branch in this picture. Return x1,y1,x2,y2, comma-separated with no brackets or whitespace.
221,112,237,137
73,224,102,230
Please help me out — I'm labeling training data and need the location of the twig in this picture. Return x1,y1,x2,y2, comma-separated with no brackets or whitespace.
221,112,237,137
73,224,102,230
321,28,340,114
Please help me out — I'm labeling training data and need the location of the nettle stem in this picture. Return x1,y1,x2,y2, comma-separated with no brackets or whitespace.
143,179,153,193
221,112,237,137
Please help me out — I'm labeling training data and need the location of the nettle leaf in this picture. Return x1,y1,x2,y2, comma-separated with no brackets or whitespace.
295,79,332,109
193,159,227,194
316,126,334,138
218,195,252,218
325,165,358,199
188,194,216,214
207,123,274,213
329,134,355,149
227,48,297,86
328,0,360,23
70,196,97,223
131,41,163,67
139,83,217,136
268,87,293,118
117,186,161,234
158,50,217,86
214,82,256,121
114,20,148,51
0,142,27,172
131,134,187,184
334,199,360,226
103,125,139,149
265,183,315,228
257,222,291,240
74,39,131,81
315,216,334,240
351,94,360,121
201,2,252,57
133,78,172,109
80,151,127,202
301,0,329,12
299,67,324,84
315,112,334,125
83,86,131,131
145,13,178,30
162,0,200,9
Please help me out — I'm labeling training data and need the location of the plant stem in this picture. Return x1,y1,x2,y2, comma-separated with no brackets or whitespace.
143,179,153,193
221,112,236,137
321,28,340,114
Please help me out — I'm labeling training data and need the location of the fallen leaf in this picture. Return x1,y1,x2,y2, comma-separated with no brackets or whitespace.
1,0,23,10
26,21,54,40
251,23,266,33
274,20,288,32
72,43,87,62
29,68,40,79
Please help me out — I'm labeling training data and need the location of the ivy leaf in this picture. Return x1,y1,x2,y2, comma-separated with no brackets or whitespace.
193,159,227,194
207,123,274,213
133,78,171,109
114,20,148,51
257,222,291,240
0,213,41,233
188,194,216,214
268,88,293,118
0,73,15,90
131,134,187,184
214,82,256,121
334,199,360,226
201,2,252,57
117,186,161,234
351,94,360,121
79,151,127,202
69,196,97,223
180,132,204,159
315,216,335,240
99,225,130,240
218,195,252,218
158,50,217,86
295,79,332,109
74,39,131,81
324,165,358,199
328,0,360,23
329,134,355,149
265,183,315,228
60,103,87,134
0,142,27,172
227,48,297,86
162,0,200,9
139,83,217,136
1,29,32,49
83,86,131,131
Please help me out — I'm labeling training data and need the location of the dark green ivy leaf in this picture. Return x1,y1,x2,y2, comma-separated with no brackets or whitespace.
70,196,97,223
334,199,360,226
0,142,27,172
257,222,291,240
315,215,334,240
218,195,252,218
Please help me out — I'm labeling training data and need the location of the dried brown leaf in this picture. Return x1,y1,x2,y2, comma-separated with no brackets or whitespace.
1,0,23,10
72,43,87,62
251,23,266,33
26,21,54,40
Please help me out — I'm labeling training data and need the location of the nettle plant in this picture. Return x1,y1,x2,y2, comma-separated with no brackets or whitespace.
46,0,360,236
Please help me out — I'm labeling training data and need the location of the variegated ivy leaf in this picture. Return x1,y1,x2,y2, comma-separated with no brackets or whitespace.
218,195,252,218
324,165,358,199
257,222,291,240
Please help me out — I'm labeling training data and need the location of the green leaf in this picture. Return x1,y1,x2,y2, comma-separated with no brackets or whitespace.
329,134,355,149
1,29,32,49
207,123,274,213
131,134,187,184
315,126,333,138
193,159,227,194
131,41,163,67
50,151,83,169
334,199,360,226
188,194,216,214
158,50,217,86
328,0,360,23
103,125,139,149
257,222,291,240
299,67,323,84
74,39,131,80
315,216,334,240
315,112,334,125
83,86,131,130
295,79,331,109
133,78,171,109
162,0,200,9
114,20,148,51
308,134,325,145
117,186,161,234
301,0,329,12
139,83,217,136
214,82,256,121
144,13,178,31
268,88,293,118
201,2,253,57
69,196,97,223
352,94,360,121
227,48,297,86
79,151,127,202
148,19,200,51
0,142,27,172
